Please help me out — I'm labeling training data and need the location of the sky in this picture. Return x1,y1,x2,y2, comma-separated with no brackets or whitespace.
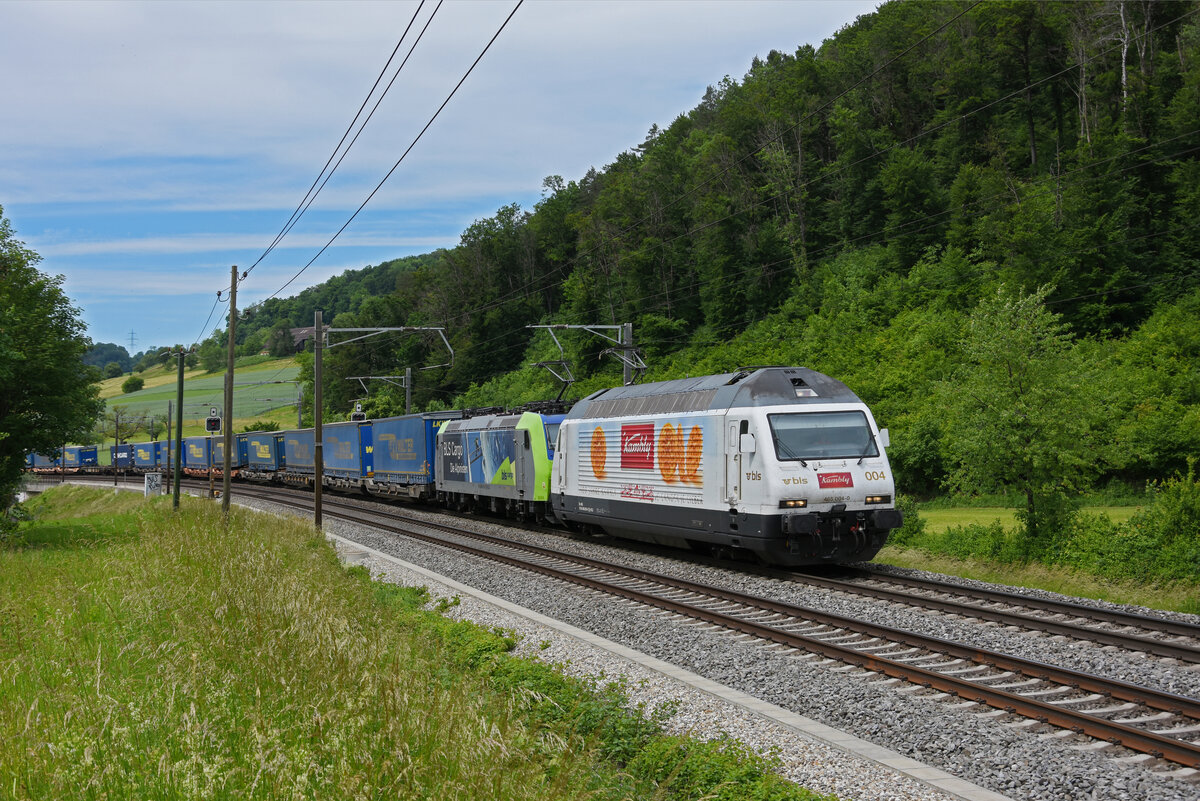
2,0,878,353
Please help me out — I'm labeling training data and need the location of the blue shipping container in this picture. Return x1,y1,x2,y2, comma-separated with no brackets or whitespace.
184,437,211,470
246,432,285,471
371,413,460,487
33,452,61,469
284,429,315,474
65,445,99,467
210,435,248,468
132,441,160,469
111,444,134,469
321,421,372,478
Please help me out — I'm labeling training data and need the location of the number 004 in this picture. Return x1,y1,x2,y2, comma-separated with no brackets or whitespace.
864,470,887,481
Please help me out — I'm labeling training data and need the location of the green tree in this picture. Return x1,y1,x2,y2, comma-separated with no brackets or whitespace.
84,342,131,372
121,375,145,394
197,337,224,373
95,409,145,447
0,207,104,524
265,321,295,357
937,285,1105,548
104,361,123,378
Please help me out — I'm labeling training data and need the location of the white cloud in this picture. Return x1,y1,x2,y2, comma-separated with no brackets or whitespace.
4,0,876,207
38,231,452,258
3,0,878,345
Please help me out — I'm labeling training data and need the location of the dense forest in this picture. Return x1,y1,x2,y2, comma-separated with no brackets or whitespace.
207,1,1200,513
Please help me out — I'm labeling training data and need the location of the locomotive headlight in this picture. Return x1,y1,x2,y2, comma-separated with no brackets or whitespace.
865,494,892,504
779,499,808,509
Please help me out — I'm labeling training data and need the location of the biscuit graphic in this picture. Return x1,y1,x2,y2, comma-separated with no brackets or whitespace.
590,427,607,480
658,423,683,484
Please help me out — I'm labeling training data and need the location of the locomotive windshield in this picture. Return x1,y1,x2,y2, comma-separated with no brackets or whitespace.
544,421,561,458
768,411,877,461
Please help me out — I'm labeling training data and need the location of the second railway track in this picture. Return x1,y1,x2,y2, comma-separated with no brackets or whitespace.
220,481,1200,771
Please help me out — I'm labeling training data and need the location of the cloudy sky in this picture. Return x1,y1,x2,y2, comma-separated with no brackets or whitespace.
2,0,877,352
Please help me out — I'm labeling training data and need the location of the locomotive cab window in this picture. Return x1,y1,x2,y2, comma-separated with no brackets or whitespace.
543,422,560,458
767,411,877,461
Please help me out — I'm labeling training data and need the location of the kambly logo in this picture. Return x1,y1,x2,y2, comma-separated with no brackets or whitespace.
817,472,854,489
620,424,655,469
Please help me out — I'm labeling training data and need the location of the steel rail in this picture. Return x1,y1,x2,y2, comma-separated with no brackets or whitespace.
843,567,1200,641
767,569,1200,663
230,487,1200,769
47,475,1200,766
42,474,1200,652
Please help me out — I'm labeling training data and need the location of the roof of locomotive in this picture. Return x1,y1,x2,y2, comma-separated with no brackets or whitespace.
566,367,862,420
441,413,526,433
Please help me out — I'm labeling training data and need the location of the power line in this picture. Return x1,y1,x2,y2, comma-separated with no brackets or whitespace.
190,292,228,350
259,0,977,338
242,2,432,280
263,0,524,303
429,128,1200,357
246,4,1199,405
401,135,1200,378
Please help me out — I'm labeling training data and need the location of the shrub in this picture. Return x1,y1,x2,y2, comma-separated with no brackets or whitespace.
120,375,144,394
1116,461,1200,583
887,494,925,546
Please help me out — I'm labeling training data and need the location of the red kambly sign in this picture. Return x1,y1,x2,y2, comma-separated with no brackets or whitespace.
620,424,655,469
817,472,854,489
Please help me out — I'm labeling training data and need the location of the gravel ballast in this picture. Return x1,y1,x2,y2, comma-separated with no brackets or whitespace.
229,490,1199,800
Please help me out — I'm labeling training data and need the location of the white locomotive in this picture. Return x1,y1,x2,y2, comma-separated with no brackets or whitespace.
551,367,902,565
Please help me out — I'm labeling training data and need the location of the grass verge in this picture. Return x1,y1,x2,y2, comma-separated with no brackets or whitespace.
1,486,831,800
874,546,1200,614
879,473,1200,614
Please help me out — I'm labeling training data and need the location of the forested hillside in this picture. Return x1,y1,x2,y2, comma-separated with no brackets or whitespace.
211,1,1200,506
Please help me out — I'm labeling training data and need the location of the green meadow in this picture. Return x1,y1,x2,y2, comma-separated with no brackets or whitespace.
0,486,830,801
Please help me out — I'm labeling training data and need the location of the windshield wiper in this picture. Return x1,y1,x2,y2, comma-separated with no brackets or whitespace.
857,431,878,466
776,439,807,467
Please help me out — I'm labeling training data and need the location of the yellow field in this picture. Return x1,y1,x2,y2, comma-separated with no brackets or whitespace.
919,505,1143,533
96,363,207,399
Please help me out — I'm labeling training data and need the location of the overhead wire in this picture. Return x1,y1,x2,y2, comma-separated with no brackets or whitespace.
189,291,229,351
262,0,524,303
262,4,1197,407
457,0,983,316
248,1,447,281
443,118,1200,338
412,135,1200,377
241,1,431,280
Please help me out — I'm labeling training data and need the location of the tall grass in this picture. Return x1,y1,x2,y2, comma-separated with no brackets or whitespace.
883,468,1200,614
1,487,829,800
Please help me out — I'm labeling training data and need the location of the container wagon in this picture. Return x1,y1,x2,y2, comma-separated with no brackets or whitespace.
64,445,99,470
367,412,461,499
183,436,212,475
244,431,286,480
320,421,373,488
282,429,315,484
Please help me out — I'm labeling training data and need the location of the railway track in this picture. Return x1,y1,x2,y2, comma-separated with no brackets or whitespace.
219,482,1200,771
35,475,1200,770
778,568,1200,665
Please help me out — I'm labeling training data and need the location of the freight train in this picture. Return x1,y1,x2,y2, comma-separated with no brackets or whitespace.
27,367,901,565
